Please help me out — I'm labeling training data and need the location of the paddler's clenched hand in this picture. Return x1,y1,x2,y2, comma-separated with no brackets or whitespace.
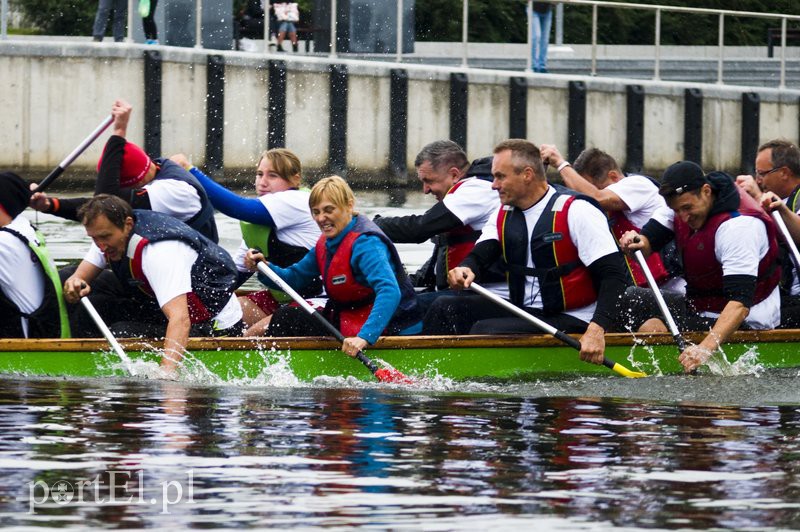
679,344,713,373
63,277,90,304
578,322,606,365
245,248,266,271
342,336,368,358
448,266,474,290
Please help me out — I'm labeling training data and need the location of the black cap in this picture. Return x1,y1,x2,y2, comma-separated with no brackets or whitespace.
0,172,32,219
658,161,708,197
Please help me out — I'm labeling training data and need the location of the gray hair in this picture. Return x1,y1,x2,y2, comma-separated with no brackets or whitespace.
414,140,469,171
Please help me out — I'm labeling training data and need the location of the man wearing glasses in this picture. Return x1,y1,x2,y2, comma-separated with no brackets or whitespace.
621,161,782,373
749,140,800,327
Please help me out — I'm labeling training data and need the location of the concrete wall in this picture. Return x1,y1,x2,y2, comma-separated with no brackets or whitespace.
1,40,800,184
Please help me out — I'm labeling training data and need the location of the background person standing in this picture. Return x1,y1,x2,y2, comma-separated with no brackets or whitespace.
531,2,553,73
92,0,127,42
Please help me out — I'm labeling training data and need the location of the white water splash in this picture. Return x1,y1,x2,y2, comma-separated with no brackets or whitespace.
704,345,765,377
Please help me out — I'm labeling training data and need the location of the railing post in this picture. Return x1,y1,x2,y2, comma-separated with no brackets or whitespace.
330,0,338,59
461,0,469,68
1,0,8,40
591,4,598,77
526,0,533,72
555,2,564,46
717,13,725,85
263,0,270,51
194,0,203,49
127,0,134,43
780,17,787,89
654,8,661,81
396,0,403,62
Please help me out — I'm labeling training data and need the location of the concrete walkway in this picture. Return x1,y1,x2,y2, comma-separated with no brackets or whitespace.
5,34,800,88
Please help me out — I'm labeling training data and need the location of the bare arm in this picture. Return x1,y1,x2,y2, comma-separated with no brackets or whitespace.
160,294,191,373
539,144,629,211
679,300,749,372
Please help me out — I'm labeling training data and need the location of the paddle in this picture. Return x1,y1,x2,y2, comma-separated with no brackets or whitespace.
33,115,114,193
254,260,413,384
79,284,134,371
771,210,800,271
632,247,687,351
467,281,647,378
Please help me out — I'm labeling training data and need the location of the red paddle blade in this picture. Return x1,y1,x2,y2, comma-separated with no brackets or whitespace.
374,367,415,384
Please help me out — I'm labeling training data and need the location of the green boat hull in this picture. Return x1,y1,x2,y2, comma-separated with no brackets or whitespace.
1,331,798,382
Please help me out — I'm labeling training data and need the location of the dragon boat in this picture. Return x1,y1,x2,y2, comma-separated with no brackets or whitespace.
0,330,797,382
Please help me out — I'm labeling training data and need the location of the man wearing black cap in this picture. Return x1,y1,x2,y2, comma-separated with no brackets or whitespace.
0,172,70,338
620,161,781,373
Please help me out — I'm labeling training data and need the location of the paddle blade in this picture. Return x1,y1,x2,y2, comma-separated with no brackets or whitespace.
603,357,648,379
374,367,415,384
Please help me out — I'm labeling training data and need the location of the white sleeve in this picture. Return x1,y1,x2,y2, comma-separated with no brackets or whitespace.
141,240,198,308
605,175,653,213
650,203,675,231
144,180,203,222
476,206,502,244
567,199,620,266
84,243,108,269
442,179,500,227
233,240,249,272
714,216,768,277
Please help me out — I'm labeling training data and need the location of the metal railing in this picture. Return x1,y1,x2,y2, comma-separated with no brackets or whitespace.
535,0,800,88
3,0,798,88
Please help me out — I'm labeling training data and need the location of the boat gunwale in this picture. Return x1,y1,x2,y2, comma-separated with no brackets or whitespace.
1,329,797,352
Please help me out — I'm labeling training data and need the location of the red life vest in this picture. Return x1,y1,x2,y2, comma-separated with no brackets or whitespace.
609,211,670,287
441,180,480,272
676,188,781,313
496,193,597,313
315,231,374,337
314,215,420,337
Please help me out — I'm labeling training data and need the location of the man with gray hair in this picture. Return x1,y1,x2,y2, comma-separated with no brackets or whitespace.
749,139,800,327
375,140,502,309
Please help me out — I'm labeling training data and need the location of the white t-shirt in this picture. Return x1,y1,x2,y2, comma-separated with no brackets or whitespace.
0,214,46,337
649,206,780,329
85,239,242,329
443,177,500,230
442,177,505,294
233,189,320,272
143,179,202,222
606,174,667,229
478,186,619,323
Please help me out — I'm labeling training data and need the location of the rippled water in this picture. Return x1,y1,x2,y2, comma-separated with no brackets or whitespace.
1,376,799,529
6,189,800,528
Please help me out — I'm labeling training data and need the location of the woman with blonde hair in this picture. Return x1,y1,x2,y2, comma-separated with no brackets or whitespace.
171,148,320,336
248,176,422,356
